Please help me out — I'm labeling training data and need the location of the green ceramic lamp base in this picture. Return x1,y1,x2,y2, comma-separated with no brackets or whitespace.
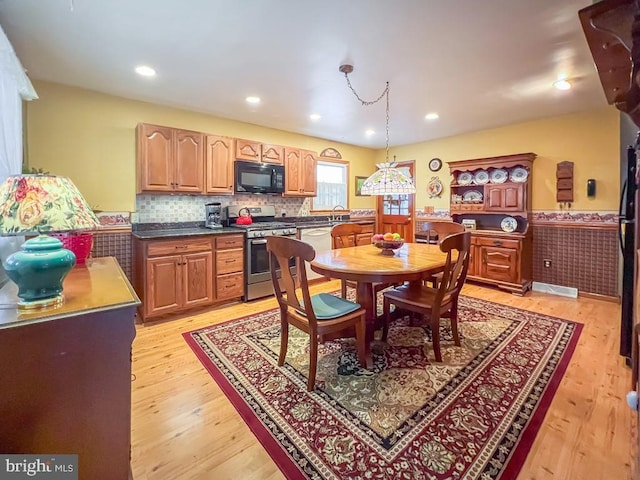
3,235,76,305
17,294,64,310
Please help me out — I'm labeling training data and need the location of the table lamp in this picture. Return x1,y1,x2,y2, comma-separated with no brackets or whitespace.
0,174,100,309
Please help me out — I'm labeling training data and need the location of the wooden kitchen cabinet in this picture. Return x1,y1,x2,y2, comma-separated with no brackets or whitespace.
235,139,285,165
136,123,204,194
214,234,244,300
448,152,535,295
235,138,262,162
262,143,285,164
205,135,235,195
284,147,317,196
134,237,214,321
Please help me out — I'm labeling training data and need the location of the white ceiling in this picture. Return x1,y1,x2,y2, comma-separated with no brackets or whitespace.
0,0,608,149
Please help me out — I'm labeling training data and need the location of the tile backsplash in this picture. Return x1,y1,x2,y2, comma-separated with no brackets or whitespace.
135,194,309,223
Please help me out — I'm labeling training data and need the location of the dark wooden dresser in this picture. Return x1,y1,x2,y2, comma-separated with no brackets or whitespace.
0,257,140,480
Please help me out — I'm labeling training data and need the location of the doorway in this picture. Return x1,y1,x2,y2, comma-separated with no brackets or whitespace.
376,161,415,242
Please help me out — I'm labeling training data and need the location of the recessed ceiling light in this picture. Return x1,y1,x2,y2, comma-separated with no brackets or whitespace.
553,79,571,90
246,96,261,104
365,129,375,136
309,113,321,121
425,112,439,120
135,65,156,77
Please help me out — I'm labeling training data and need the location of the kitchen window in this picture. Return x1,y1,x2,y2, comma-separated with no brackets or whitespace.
312,160,348,210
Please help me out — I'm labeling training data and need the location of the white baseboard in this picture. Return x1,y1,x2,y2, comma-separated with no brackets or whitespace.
532,282,578,298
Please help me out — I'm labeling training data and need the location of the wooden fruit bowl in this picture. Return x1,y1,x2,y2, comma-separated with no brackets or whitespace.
373,240,405,256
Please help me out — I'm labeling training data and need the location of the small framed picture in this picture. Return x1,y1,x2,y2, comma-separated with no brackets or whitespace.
355,176,369,196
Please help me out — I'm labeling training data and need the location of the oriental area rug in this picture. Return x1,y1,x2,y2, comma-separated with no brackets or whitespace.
183,295,582,480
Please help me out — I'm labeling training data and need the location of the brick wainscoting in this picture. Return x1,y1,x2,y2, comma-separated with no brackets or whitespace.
92,229,132,281
532,223,618,298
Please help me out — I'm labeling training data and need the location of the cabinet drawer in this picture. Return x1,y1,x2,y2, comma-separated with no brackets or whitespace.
147,238,212,256
474,236,520,249
215,235,244,249
216,249,244,274
217,273,244,299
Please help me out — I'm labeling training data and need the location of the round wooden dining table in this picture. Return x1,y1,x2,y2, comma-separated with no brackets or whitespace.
310,242,449,366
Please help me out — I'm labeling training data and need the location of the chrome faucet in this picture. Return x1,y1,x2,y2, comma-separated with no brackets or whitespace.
331,205,345,222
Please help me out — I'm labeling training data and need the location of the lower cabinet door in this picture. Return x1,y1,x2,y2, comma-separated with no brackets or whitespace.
183,251,214,308
479,246,519,284
147,255,182,316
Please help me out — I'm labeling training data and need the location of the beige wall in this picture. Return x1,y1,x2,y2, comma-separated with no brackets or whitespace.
26,81,377,212
374,107,620,212
26,80,619,214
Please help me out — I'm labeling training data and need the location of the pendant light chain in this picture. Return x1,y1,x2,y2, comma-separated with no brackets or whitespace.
341,67,391,162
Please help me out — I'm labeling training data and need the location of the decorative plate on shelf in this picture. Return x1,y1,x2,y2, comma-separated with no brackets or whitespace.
490,168,508,183
462,190,483,203
509,167,529,183
457,172,473,185
500,216,518,233
473,170,489,185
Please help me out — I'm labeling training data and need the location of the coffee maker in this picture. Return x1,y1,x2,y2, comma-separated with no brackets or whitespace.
205,202,222,229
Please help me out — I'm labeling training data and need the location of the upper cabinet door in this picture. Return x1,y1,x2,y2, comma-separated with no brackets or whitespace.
262,143,284,165
485,184,524,212
205,135,234,195
137,124,173,193
236,139,262,162
300,149,317,196
284,147,301,195
174,130,204,192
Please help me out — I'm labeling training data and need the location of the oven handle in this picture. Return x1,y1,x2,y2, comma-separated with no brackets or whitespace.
250,239,268,245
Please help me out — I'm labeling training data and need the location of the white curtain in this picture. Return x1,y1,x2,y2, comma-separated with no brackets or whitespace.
0,25,38,283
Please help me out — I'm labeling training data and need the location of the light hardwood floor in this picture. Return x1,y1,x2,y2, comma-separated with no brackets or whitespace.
130,281,634,480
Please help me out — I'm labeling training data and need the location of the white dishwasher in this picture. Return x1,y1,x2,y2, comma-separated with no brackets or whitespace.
299,226,332,280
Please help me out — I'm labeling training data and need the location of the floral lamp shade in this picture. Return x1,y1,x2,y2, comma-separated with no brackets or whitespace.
0,175,100,309
0,175,100,234
360,163,416,195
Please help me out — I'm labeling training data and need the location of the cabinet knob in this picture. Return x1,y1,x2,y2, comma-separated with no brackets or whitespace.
493,240,503,246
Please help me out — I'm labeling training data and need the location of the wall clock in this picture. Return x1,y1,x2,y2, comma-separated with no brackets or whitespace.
429,158,442,172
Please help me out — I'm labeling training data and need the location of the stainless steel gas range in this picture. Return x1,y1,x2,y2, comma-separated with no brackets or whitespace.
223,205,297,301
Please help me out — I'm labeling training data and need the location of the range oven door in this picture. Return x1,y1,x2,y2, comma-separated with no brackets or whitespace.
246,237,296,285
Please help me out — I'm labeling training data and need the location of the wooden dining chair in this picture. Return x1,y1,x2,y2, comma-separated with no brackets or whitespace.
381,231,471,362
331,223,393,306
267,235,367,391
331,223,362,298
420,220,466,244
420,221,466,286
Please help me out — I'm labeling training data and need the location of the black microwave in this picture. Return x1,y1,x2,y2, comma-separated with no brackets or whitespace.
234,160,285,194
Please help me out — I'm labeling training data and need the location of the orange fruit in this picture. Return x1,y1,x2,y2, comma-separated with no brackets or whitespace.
383,232,395,241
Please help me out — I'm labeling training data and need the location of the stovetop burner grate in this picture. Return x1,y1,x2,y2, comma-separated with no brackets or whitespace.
233,221,297,230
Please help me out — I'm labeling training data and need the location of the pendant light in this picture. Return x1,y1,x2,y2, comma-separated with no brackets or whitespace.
339,64,416,195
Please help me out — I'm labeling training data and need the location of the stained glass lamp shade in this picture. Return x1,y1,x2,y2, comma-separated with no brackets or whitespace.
360,162,416,195
0,175,100,308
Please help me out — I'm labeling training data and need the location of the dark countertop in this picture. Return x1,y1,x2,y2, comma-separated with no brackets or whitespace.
132,226,242,240
294,219,375,229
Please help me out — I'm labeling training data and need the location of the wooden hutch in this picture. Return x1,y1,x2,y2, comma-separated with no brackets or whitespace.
448,152,536,295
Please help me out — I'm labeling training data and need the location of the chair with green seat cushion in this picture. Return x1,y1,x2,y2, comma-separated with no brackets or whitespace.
299,293,362,319
267,235,367,391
